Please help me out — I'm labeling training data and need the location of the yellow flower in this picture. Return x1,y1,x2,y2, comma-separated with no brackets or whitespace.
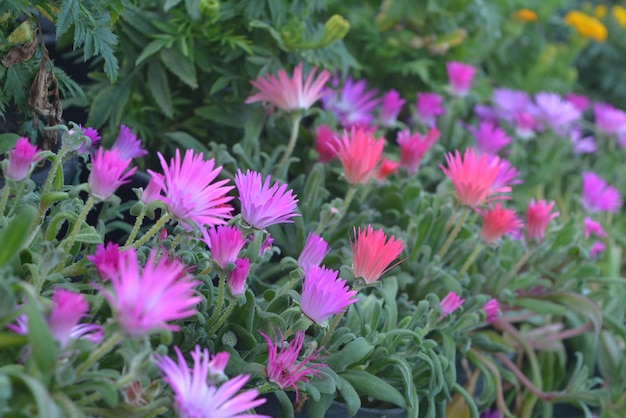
514,8,538,22
612,5,626,28
564,10,608,41
593,5,607,19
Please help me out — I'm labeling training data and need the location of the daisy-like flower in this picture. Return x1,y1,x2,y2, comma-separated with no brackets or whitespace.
351,226,405,284
150,149,234,229
483,298,500,323
260,329,327,402
298,232,330,269
202,225,247,270
526,199,559,243
227,258,250,296
446,61,476,97
374,158,400,181
314,124,339,163
581,171,622,213
5,137,40,181
88,147,136,201
438,291,465,320
235,170,299,229
322,77,380,128
155,345,267,418
584,217,607,239
245,63,330,113
468,121,511,155
333,127,384,185
397,128,439,174
531,92,581,136
113,125,147,160
477,203,523,244
300,265,358,324
98,247,201,338
415,92,445,127
378,89,405,127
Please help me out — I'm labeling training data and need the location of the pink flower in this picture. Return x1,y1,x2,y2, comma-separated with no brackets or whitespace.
235,170,299,229
202,225,247,270
87,242,128,280
374,158,400,181
113,125,147,159
581,171,622,213
446,61,476,97
570,129,596,154
5,137,40,181
584,217,607,239
492,88,531,120
397,128,439,174
483,298,500,323
531,93,581,136
351,226,404,284
589,242,605,258
378,89,405,127
566,93,589,112
314,124,339,163
514,112,536,139
260,329,327,402
439,291,465,320
76,125,101,154
141,172,164,204
526,199,559,242
300,265,358,324
477,203,523,244
415,92,445,127
298,232,330,269
468,121,511,155
333,127,384,185
155,345,267,418
98,247,201,338
227,258,250,296
491,158,522,191
259,233,274,255
593,102,626,136
88,148,136,200
245,63,330,113
440,148,514,208
150,149,234,228
322,77,380,128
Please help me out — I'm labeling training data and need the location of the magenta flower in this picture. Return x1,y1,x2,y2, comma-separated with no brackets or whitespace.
491,158,522,192
374,158,400,182
300,265,358,324
235,170,299,229
151,149,234,229
333,127,384,185
98,247,201,338
593,102,626,136
581,171,622,213
439,291,465,320
88,148,136,201
531,92,581,136
590,242,606,258
514,112,536,139
492,88,531,120
566,93,589,112
570,129,596,154
298,232,330,269
526,199,559,243
202,225,247,270
113,125,147,159
314,124,339,163
155,345,267,418
477,203,523,244
378,89,405,127
260,329,327,402
480,408,500,418
351,226,404,284
87,242,129,281
76,125,101,154
245,63,330,113
259,233,274,255
141,172,164,204
227,258,250,296
5,137,40,181
415,92,445,127
584,217,607,239
322,77,380,128
483,298,500,323
397,128,439,174
446,61,476,97
468,121,511,155
474,105,500,124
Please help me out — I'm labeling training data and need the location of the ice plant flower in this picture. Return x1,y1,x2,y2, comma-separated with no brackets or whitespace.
397,128,439,174
439,291,465,320
322,76,380,128
477,203,523,244
593,102,626,136
314,124,339,163
300,265,358,324
260,329,326,403
333,127,384,185
245,62,330,113
76,124,101,154
150,149,234,229
415,92,445,127
374,158,400,181
113,125,147,159
202,225,247,270
88,148,136,201
590,242,606,258
526,199,559,242
298,232,329,269
155,345,267,418
570,129,597,154
87,242,129,280
140,172,164,204
446,61,476,97
483,298,500,323
468,121,511,155
514,112,536,139
235,170,299,229
566,93,589,112
98,247,201,338
492,88,531,121
5,137,40,181
581,171,622,213
531,92,581,136
378,89,405,127
351,226,404,284
227,258,250,296
584,217,607,239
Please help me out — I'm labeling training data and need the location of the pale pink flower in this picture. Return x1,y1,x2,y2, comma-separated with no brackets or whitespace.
150,149,234,228
374,158,400,181
378,89,405,127
526,199,559,242
206,352,230,384
589,242,605,258
98,247,201,338
298,232,329,269
259,233,274,255
566,93,589,112
468,121,511,155
227,258,250,296
88,148,136,200
235,170,299,229
333,127,384,185
584,217,607,239
593,102,626,136
245,63,330,113
300,265,358,324
492,88,531,120
155,345,267,418
477,203,523,244
397,128,439,174
415,92,445,127
141,172,164,204
351,226,404,284
87,242,128,281
322,77,380,128
446,61,476,97
314,124,339,163
5,137,40,181
202,225,247,270
483,298,500,323
439,291,465,320
581,171,622,213
260,329,327,402
113,125,147,159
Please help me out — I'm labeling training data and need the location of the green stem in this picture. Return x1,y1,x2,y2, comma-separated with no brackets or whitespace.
76,332,123,375
276,114,303,178
320,309,346,348
456,243,484,279
0,182,11,216
277,274,301,296
437,207,469,260
42,146,68,194
497,249,532,293
124,208,146,246
321,186,357,238
7,182,26,216
62,196,95,258
124,213,171,249
205,274,226,330
207,300,235,336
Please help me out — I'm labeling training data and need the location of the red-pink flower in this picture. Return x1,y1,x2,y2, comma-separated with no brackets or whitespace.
374,158,400,181
228,258,250,296
378,89,405,127
397,128,439,174
333,127,384,185
446,61,476,97
477,203,523,244
584,217,607,239
245,63,330,113
5,137,40,181
483,298,500,323
314,124,339,163
439,291,465,320
202,225,247,270
351,226,404,284
88,147,136,200
300,265,358,324
526,199,559,242
298,232,330,269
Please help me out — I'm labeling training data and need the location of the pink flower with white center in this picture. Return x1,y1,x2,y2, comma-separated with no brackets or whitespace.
374,158,400,181
593,102,626,136
202,225,247,270
439,291,465,320
397,128,439,174
48,289,90,349
298,232,329,269
468,121,511,155
150,149,234,229
5,137,40,181
446,61,476,97
483,298,500,323
351,226,404,284
378,89,405,127
227,258,250,296
314,124,339,163
415,92,445,127
206,351,230,384
589,242,606,258
440,148,514,208
570,129,596,154
235,170,299,229
88,147,136,201
141,172,164,204
566,93,589,112
260,329,327,402
87,242,128,281
581,171,622,213
514,112,536,139
155,345,267,418
531,92,581,136
584,217,607,239
76,124,101,154
98,247,201,338
478,204,523,244
526,199,559,243
300,265,358,324
322,77,380,128
333,127,384,185
245,63,330,113
492,88,531,120
113,125,147,160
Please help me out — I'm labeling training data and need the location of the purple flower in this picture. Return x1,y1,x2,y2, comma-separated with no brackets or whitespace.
590,242,606,258
514,112,535,139
397,128,439,174
446,61,476,97
581,171,622,213
474,105,500,124
566,93,589,112
468,121,511,155
584,217,607,239
378,89,405,127
593,102,626,136
88,148,136,200
483,298,500,323
570,129,596,154
531,92,581,136
439,291,465,320
228,258,250,296
480,408,500,418
492,88,531,120
298,232,330,269
415,92,445,127
5,137,40,181
300,265,358,324
202,225,247,270
76,125,101,154
113,125,147,160
322,76,380,128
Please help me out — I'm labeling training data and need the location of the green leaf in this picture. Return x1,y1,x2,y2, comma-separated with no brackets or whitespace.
75,225,104,244
56,0,79,37
4,370,60,418
514,297,567,316
160,47,198,89
136,38,173,66
0,205,35,267
164,0,183,11
326,338,374,373
164,132,209,154
0,133,19,154
87,79,131,128
0,333,28,348
340,369,407,408
337,376,361,416
147,60,174,118
26,302,57,374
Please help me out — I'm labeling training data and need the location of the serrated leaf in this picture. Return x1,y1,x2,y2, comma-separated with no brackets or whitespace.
136,38,173,66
